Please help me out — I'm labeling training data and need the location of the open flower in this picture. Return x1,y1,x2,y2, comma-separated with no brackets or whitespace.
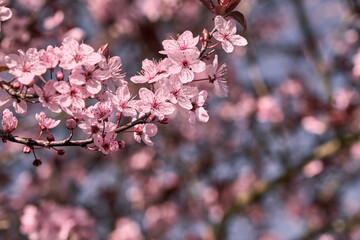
131,59,169,84
5,48,47,86
165,75,198,109
35,112,60,131
59,37,102,70
2,109,17,132
110,86,137,118
168,50,206,83
93,132,119,155
33,80,61,113
137,88,175,120
160,30,199,55
213,16,248,53
133,123,158,146
206,55,228,97
189,90,209,125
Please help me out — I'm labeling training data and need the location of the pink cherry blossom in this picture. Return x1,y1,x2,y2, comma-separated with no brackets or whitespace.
93,132,119,155
107,218,144,240
206,55,228,97
2,109,17,132
33,79,61,113
86,101,114,120
5,48,47,85
137,88,175,120
133,123,158,146
58,37,102,70
38,45,60,70
99,56,127,92
0,1,12,22
36,112,60,131
168,50,206,83
20,202,96,240
69,64,110,95
130,58,169,84
78,118,116,135
110,85,137,118
54,81,87,109
0,90,28,116
213,16,248,53
189,90,209,125
160,30,199,54
165,75,198,110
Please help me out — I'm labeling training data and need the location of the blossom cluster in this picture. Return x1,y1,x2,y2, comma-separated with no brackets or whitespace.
0,15,247,160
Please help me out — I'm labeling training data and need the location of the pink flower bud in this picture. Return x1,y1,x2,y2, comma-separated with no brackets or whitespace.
12,82,20,90
47,134,55,142
98,44,109,59
57,149,65,155
33,158,42,167
66,118,77,130
23,146,31,154
56,71,64,81
116,112,122,121
118,140,125,149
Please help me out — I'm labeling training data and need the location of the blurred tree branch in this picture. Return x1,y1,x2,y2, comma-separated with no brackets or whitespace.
214,132,359,239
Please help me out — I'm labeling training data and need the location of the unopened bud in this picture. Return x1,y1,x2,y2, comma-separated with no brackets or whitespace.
148,115,156,122
66,118,77,130
205,54,211,60
23,146,31,154
220,0,229,5
202,29,209,42
12,82,20,90
159,116,169,124
118,140,125,149
33,158,42,167
57,149,65,155
98,44,109,59
116,112,122,121
47,134,55,142
56,71,64,81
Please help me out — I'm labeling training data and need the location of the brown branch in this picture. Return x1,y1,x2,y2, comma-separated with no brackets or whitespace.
0,114,150,148
0,81,38,99
214,132,359,239
199,27,217,60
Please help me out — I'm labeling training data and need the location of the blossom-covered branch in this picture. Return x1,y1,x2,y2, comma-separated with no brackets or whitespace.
0,13,247,165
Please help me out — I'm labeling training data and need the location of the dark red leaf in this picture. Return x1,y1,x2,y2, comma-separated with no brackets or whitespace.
215,5,227,16
227,0,241,13
227,11,247,31
198,0,215,12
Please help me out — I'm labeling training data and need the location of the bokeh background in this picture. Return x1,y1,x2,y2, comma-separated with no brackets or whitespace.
1,0,360,239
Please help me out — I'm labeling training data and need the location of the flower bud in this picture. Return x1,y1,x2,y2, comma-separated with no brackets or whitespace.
66,118,77,130
159,116,169,124
202,29,209,42
56,71,64,81
47,134,55,142
118,140,125,149
116,112,122,121
148,115,156,122
23,146,31,154
98,44,109,59
57,149,65,155
33,158,42,167
12,82,20,90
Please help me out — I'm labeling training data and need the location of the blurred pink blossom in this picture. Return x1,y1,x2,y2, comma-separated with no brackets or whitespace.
301,116,327,135
20,201,95,240
256,96,284,123
107,218,143,240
